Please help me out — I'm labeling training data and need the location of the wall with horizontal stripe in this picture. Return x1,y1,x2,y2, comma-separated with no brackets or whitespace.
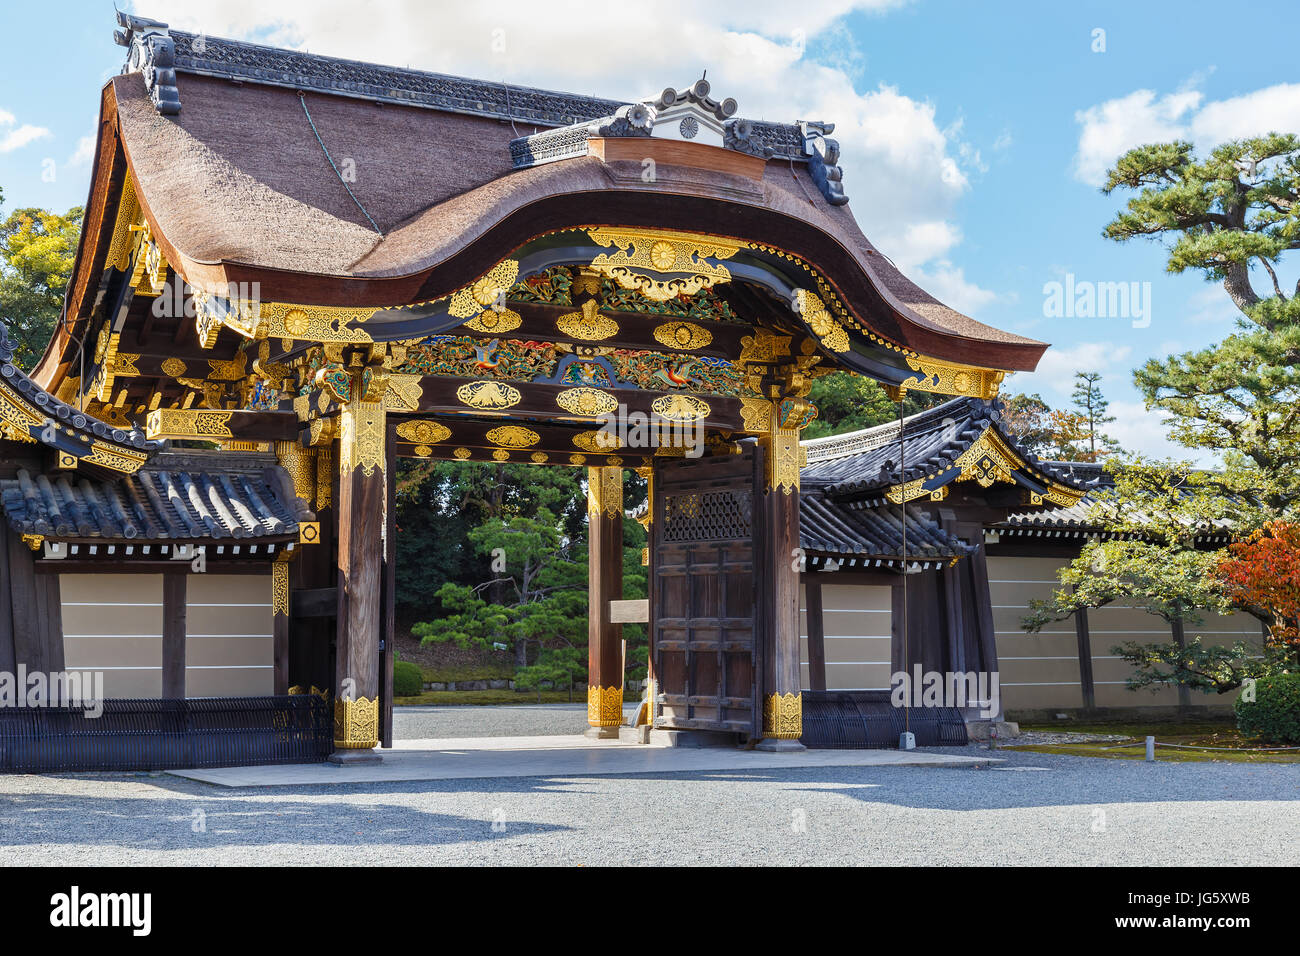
185,574,273,697
800,582,893,691
60,573,164,698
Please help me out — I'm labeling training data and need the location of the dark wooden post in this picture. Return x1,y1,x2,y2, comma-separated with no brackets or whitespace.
331,385,386,760
805,576,826,692
380,422,397,748
1074,604,1096,710
162,570,187,698
586,466,624,738
757,421,805,750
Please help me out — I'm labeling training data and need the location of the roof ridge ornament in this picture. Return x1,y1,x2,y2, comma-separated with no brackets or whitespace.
800,121,848,205
115,11,181,116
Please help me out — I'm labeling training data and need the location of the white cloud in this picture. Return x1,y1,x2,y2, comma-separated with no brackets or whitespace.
1073,81,1300,187
0,108,51,154
1073,89,1201,186
66,133,96,168
131,0,1001,308
1006,341,1132,400
1192,83,1300,143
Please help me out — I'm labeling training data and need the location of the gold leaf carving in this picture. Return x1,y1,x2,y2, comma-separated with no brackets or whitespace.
456,381,521,409
556,300,620,341
485,425,540,448
555,388,618,417
651,394,710,422
395,420,451,444
653,321,713,350
463,308,522,334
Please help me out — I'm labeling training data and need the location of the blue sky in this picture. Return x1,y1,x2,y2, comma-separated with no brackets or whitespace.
2,0,1297,458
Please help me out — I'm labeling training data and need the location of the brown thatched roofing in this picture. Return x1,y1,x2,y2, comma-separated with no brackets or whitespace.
50,22,1047,384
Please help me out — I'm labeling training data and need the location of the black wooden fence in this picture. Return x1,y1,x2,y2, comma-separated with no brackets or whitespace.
0,695,333,772
800,691,969,749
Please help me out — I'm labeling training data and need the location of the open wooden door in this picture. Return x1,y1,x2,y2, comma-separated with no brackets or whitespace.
651,447,763,739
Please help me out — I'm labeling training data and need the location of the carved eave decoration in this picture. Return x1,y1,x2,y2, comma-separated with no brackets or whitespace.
883,428,1089,507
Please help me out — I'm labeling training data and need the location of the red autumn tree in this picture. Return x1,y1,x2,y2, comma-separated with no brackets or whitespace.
1215,521,1300,666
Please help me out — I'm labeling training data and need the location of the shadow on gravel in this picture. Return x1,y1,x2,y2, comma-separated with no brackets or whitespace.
0,780,572,849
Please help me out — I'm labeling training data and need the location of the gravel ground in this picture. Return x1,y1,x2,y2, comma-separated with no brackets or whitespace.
394,702,635,739
1,705,1296,866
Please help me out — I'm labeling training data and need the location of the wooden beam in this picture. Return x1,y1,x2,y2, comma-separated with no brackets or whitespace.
145,408,298,442
439,301,758,359
162,571,186,698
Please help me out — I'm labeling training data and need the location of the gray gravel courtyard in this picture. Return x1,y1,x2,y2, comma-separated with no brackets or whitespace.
0,703,1295,866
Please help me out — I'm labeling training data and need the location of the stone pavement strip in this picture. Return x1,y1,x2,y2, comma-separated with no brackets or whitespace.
168,735,996,787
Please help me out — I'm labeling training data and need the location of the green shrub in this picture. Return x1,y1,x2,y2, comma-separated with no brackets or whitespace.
393,660,424,697
1235,673,1300,744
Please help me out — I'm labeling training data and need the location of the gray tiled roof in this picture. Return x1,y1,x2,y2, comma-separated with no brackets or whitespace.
800,493,973,567
1,452,306,542
801,396,1096,502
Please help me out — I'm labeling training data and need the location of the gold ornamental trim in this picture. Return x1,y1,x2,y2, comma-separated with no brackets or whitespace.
739,397,773,434
485,425,541,448
159,357,188,378
794,290,849,352
762,691,803,740
339,400,386,478
901,355,1007,400
333,696,379,749
105,176,140,272
463,308,522,334
587,465,623,519
653,320,713,350
382,374,423,412
453,447,472,459
955,430,1023,488
531,452,549,464
586,227,740,302
256,301,379,344
272,561,289,617
556,300,619,340
395,420,451,445
449,260,520,319
587,685,624,727
145,408,234,440
573,429,621,453
455,380,521,410
275,440,316,505
651,394,710,423
555,387,618,417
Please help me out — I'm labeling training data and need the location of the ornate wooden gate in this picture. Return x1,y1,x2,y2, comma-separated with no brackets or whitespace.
651,447,763,739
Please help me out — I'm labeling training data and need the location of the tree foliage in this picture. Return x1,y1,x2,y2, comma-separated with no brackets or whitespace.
1215,520,1300,666
1024,134,1300,693
803,372,938,438
0,190,83,370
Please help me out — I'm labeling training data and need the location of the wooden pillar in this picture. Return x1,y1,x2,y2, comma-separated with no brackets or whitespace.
380,422,397,748
332,383,386,757
757,419,805,750
586,466,624,738
162,571,187,698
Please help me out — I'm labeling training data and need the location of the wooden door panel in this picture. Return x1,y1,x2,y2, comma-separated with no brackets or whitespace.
651,448,761,738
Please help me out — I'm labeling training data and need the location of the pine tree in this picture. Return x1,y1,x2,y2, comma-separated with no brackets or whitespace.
1069,371,1120,461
